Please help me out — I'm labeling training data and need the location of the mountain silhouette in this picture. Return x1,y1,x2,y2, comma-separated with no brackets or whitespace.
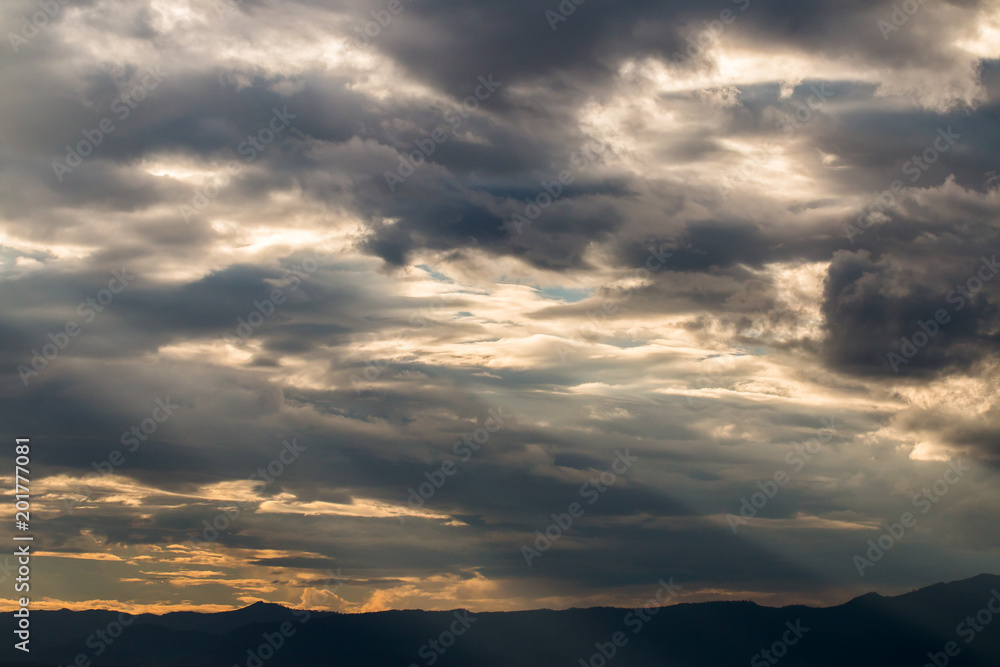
4,574,1000,666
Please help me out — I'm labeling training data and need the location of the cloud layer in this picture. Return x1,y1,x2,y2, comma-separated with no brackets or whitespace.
1,0,999,613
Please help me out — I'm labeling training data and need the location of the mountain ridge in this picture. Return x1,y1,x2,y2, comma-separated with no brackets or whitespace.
4,573,999,666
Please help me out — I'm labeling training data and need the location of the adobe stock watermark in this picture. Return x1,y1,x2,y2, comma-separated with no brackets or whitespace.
299,567,346,609
348,0,412,48
351,356,391,394
96,397,180,473
852,459,970,576
8,0,72,53
55,607,139,667
18,268,136,386
51,66,167,182
545,0,588,31
404,407,512,520
506,140,609,236
352,291,464,394
671,0,752,66
407,611,477,667
180,106,297,222
718,82,833,200
521,449,638,566
922,589,1000,667
63,397,181,511
210,0,245,18
0,556,21,587
231,569,350,665
887,255,998,373
844,126,960,243
231,610,314,667
230,607,315,667
576,578,682,667
384,75,502,192
877,0,933,40
750,620,810,666
234,567,348,667
684,354,731,410
408,292,462,330
189,438,307,548
225,256,320,344
727,418,839,534
556,244,672,362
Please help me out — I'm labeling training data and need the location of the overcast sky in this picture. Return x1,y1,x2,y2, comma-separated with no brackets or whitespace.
1,0,999,614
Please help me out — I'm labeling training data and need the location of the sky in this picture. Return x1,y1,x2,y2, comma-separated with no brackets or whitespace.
1,0,999,615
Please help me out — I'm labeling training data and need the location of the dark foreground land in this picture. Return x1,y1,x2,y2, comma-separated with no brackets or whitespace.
3,573,1000,666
